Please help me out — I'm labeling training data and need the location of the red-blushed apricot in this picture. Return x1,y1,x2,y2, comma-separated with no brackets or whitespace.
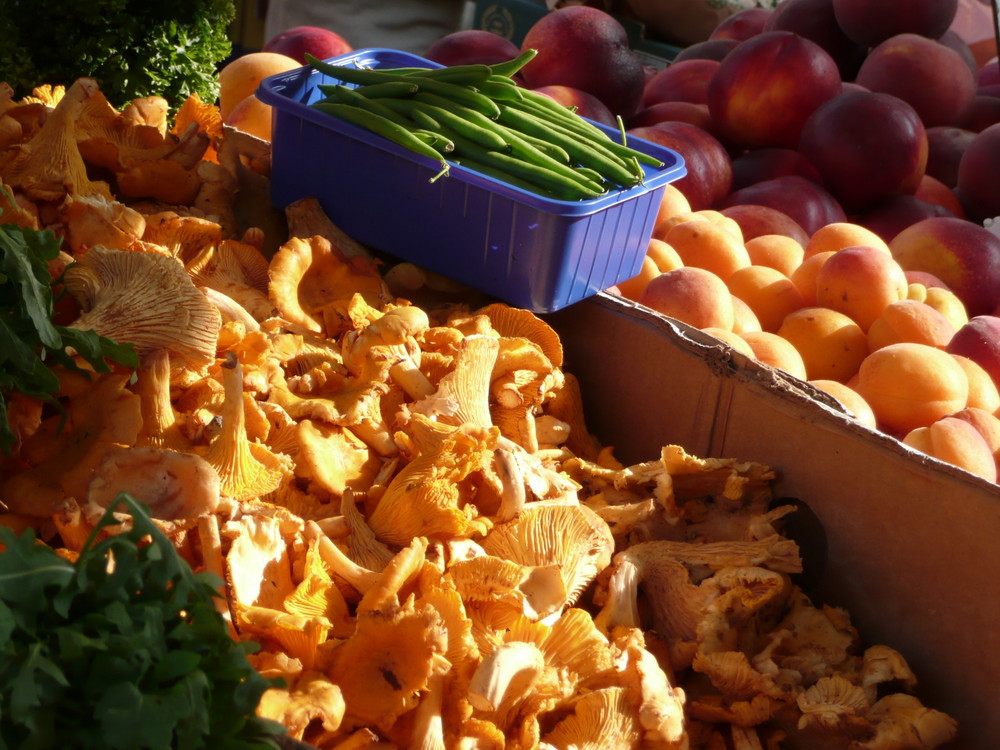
855,342,970,435
866,299,956,352
804,221,892,258
663,219,751,282
789,250,835,307
949,407,1000,472
638,266,736,331
744,233,805,278
808,378,879,429
902,416,997,482
726,265,805,333
731,295,763,334
950,354,1000,414
224,93,275,141
777,306,869,382
740,330,808,380
814,244,909,331
615,254,661,301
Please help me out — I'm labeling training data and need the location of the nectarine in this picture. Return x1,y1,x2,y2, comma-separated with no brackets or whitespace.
707,31,842,149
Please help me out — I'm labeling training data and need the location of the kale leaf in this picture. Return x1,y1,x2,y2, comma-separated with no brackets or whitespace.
0,219,139,455
0,0,235,109
0,494,287,749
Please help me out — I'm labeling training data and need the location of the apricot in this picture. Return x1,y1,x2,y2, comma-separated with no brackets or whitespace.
922,286,969,332
949,407,1000,466
744,234,805,278
615,254,660,301
866,299,956,352
218,51,300,120
223,93,274,141
902,416,997,483
663,219,751,281
731,295,763,334
727,265,804,332
950,355,1000,414
777,306,869,382
814,245,909,331
855,342,970,435
654,184,692,226
808,378,878,429
646,238,684,273
789,250,834,307
740,330,808,380
638,266,735,330
804,221,891,258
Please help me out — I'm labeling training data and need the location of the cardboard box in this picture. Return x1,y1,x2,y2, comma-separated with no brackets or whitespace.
546,292,1000,749
473,0,681,68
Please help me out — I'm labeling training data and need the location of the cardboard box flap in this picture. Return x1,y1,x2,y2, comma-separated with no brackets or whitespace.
546,292,1000,749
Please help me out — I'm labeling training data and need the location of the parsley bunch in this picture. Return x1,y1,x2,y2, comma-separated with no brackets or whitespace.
0,0,235,109
0,494,287,749
0,220,138,455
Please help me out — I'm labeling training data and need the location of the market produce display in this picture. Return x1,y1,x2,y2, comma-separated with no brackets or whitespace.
0,61,964,750
484,0,1000,485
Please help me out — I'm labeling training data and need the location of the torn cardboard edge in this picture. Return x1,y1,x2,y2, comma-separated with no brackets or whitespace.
546,291,1000,749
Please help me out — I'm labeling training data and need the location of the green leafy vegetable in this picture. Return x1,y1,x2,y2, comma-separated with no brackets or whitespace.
0,0,235,110
0,219,138,455
0,493,287,749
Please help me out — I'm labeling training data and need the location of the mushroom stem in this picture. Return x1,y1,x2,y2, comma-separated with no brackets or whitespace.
594,559,642,635
410,668,447,750
468,640,546,713
305,520,381,594
493,445,526,523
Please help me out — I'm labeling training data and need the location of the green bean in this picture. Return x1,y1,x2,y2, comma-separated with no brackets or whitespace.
385,97,510,152
477,79,525,101
306,56,501,117
411,129,455,153
488,48,538,78
448,132,605,199
354,81,420,98
314,85,417,128
510,92,664,168
310,102,450,180
453,156,582,201
392,64,493,86
504,129,571,164
497,105,642,187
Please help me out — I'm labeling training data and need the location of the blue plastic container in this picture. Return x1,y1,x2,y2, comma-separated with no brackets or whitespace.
257,48,687,313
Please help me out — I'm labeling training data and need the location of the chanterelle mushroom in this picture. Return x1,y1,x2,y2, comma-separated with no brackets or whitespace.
1,77,113,202
62,244,221,371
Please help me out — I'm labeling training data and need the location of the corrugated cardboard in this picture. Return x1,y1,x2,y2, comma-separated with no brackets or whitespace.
546,292,1000,749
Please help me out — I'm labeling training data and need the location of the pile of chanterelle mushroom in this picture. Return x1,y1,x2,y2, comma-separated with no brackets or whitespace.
0,77,959,749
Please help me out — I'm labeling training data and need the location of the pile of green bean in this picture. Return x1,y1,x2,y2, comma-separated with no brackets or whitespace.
304,50,664,201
